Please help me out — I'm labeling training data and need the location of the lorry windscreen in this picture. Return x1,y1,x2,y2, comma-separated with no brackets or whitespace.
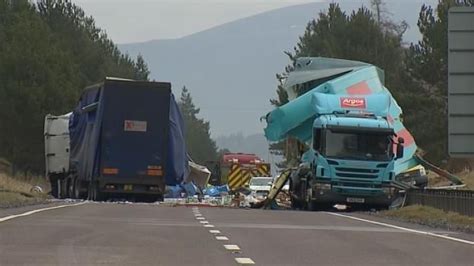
324,130,392,161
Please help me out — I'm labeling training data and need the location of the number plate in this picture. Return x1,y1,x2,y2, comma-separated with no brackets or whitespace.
346,197,365,203
124,185,133,191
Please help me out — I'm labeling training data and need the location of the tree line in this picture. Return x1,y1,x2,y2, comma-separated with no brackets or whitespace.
271,0,473,169
0,0,218,174
0,0,151,173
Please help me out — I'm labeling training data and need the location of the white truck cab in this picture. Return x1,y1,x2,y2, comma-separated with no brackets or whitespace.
44,113,71,197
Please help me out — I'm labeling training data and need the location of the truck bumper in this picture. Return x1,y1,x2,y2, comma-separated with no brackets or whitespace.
98,176,166,195
310,182,395,206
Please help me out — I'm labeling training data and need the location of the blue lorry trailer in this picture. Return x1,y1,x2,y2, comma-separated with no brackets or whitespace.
45,78,188,201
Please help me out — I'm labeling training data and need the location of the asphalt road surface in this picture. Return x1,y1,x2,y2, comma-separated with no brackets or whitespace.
0,202,473,266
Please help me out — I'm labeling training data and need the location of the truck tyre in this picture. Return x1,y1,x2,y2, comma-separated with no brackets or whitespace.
59,179,68,199
73,178,86,200
67,178,74,199
290,195,302,210
91,183,103,202
49,176,59,198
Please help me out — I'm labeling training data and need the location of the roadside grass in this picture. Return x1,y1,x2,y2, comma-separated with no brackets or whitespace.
380,205,474,233
459,172,474,190
0,173,50,208
428,170,474,190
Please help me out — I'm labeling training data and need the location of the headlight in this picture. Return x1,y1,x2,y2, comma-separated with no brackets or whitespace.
382,187,395,195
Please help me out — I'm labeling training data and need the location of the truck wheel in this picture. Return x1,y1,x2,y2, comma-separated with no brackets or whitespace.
59,179,68,199
91,183,104,202
290,196,301,209
73,178,86,200
67,178,74,199
49,176,59,198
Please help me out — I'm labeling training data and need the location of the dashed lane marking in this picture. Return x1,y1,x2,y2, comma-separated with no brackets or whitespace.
235,258,255,265
200,221,209,224
209,230,221,234
204,224,215,228
223,244,240,251
216,236,229,241
196,217,205,220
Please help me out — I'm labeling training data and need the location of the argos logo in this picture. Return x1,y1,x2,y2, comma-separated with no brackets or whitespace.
340,97,366,109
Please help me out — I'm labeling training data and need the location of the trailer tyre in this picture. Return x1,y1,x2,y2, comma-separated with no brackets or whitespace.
67,178,74,199
73,178,86,200
90,183,103,202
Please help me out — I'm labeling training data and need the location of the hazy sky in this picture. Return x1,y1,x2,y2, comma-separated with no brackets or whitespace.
74,0,319,43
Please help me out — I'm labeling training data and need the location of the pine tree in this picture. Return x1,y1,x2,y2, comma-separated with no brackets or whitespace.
271,3,409,167
406,0,473,164
0,0,151,173
134,54,150,81
179,87,218,164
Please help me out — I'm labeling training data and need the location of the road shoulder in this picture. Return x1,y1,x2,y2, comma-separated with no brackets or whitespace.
336,211,474,243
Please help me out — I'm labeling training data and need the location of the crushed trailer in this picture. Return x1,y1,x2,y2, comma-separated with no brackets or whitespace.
260,57,463,210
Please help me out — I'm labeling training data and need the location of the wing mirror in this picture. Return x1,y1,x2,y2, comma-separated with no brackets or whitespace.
396,137,404,159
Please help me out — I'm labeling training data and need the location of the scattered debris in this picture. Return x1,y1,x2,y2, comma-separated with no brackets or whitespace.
30,186,44,193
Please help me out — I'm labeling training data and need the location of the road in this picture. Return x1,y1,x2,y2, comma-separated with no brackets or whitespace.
0,202,473,266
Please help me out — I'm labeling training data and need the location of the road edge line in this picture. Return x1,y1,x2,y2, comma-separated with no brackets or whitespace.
325,212,474,245
0,201,87,223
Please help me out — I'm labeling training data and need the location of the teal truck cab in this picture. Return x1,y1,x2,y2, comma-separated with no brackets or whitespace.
264,57,423,210
293,94,406,209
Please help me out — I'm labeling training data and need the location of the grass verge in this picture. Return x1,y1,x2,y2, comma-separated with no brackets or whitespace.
0,174,50,208
379,205,474,233
459,173,474,190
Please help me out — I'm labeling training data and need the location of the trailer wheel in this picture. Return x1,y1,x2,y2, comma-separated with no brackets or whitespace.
59,179,69,199
73,178,86,200
90,183,103,202
67,178,74,199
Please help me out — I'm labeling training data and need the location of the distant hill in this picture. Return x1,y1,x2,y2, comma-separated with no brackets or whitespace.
119,1,438,170
119,1,437,138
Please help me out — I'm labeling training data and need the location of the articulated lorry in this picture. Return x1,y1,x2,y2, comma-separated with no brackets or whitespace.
263,58,429,209
44,78,188,201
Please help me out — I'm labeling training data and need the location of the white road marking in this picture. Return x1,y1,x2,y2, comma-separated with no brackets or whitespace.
194,213,202,217
0,202,87,223
204,224,215,228
216,236,229,241
209,230,221,234
196,217,205,220
224,244,240,251
326,212,474,246
200,221,209,224
235,258,255,265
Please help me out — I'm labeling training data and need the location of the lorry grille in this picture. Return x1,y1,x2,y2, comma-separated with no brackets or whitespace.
335,167,379,179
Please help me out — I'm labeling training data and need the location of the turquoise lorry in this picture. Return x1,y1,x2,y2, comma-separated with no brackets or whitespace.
263,58,428,210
